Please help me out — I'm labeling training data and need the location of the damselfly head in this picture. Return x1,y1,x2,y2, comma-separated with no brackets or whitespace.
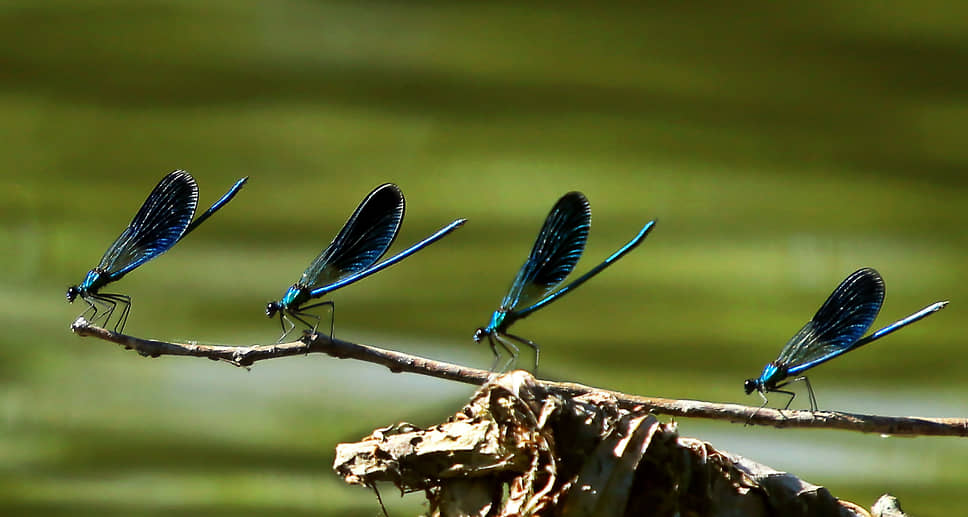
743,378,759,395
266,301,281,318
66,286,80,303
472,327,488,343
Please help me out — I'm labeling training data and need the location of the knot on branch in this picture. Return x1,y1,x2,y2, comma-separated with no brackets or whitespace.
334,371,876,516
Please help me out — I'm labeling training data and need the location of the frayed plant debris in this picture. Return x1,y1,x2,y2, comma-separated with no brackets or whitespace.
335,371,883,516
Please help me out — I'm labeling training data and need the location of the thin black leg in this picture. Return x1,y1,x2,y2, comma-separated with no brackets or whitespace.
772,388,797,411
493,334,520,373
86,295,117,328
773,376,816,411
278,312,295,342
100,293,131,333
80,295,100,320
298,300,335,338
505,332,540,375
487,335,502,372
795,376,818,411
746,390,771,426
289,311,321,339
747,386,797,425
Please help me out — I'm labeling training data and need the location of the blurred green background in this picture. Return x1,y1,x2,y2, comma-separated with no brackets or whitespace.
1,1,965,515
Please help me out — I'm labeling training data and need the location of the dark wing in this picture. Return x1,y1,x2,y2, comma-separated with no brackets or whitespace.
779,268,885,374
97,171,199,280
310,218,466,297
299,183,404,288
500,192,591,312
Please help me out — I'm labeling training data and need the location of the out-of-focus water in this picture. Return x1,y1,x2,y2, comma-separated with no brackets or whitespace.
1,1,965,515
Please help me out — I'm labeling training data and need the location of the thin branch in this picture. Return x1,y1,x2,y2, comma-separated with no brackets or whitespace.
70,317,968,437
70,317,488,383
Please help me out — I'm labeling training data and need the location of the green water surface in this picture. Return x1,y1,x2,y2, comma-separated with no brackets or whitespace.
1,2,965,515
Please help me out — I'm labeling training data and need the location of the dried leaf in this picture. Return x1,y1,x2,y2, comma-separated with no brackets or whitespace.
559,413,659,517
333,371,893,517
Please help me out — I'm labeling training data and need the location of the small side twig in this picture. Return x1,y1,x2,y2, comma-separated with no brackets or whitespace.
70,318,968,437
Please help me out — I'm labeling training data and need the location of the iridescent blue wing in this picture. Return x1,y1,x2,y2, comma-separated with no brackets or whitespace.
500,192,591,313
780,268,885,374
514,219,656,319
309,218,466,297
299,183,404,289
98,171,199,281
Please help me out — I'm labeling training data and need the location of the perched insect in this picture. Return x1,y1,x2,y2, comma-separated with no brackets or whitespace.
266,183,465,341
474,191,656,372
745,267,948,411
67,171,247,332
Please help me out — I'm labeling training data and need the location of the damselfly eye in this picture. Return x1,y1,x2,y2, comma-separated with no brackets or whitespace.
266,302,280,318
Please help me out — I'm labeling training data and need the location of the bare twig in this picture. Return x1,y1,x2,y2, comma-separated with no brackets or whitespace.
70,317,488,382
70,317,968,437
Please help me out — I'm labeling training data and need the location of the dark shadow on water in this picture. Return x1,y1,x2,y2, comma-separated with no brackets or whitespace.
15,421,330,475
0,502,382,517
1,3,966,185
